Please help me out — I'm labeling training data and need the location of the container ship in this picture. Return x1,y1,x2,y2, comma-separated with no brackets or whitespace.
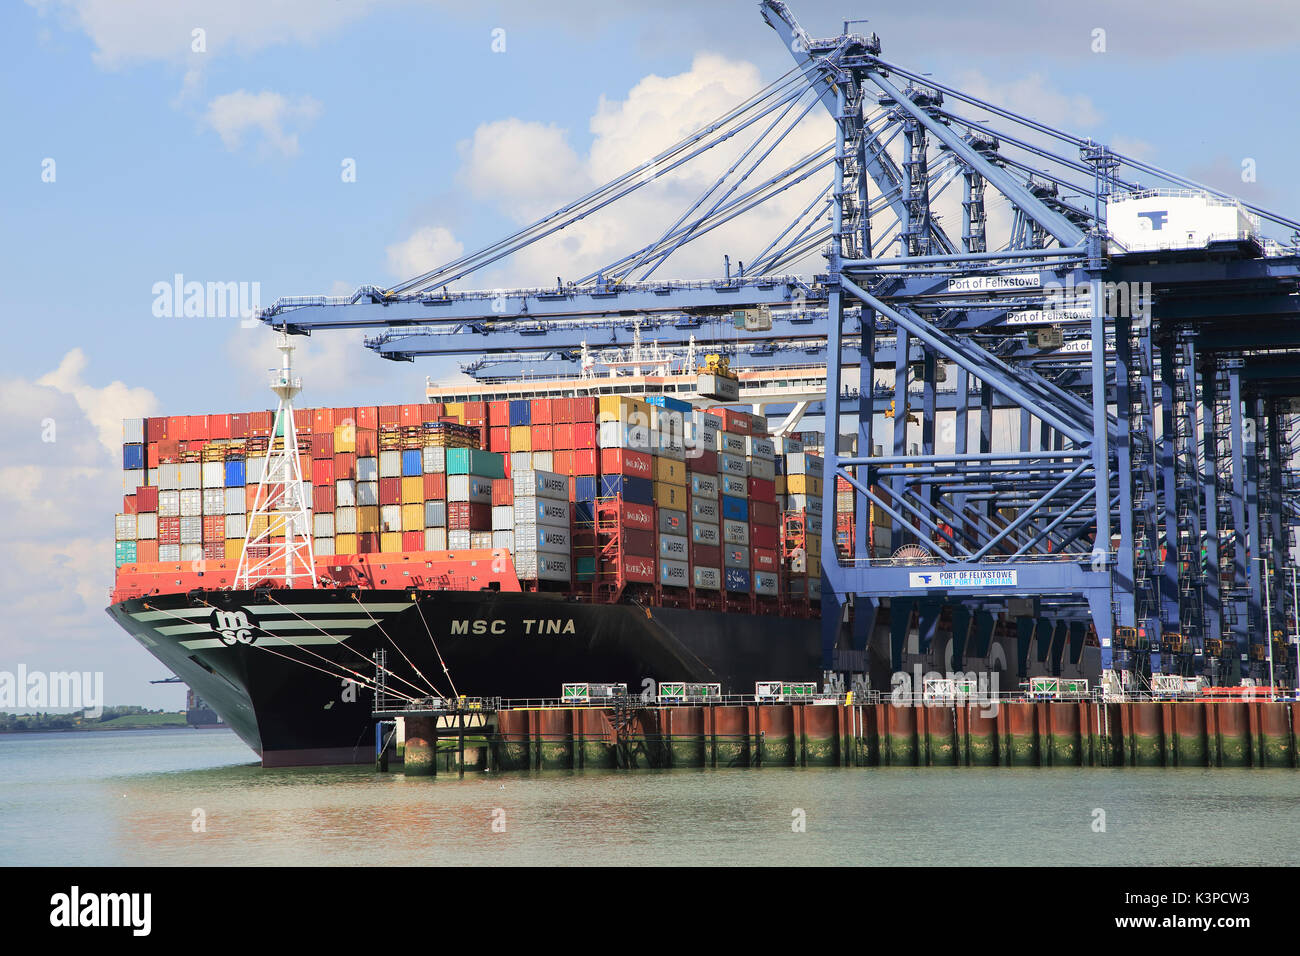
107,354,830,766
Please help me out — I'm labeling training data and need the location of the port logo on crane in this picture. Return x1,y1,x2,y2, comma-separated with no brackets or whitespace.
1136,210,1168,231
210,608,261,646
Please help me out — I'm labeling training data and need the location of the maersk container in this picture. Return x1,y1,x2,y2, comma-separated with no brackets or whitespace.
492,530,515,552
122,418,145,445
521,498,570,527
335,507,358,534
379,450,402,478
158,491,180,517
158,463,181,491
657,434,685,462
720,474,747,499
753,571,779,596
123,469,144,494
690,473,719,498
723,518,750,545
745,437,775,461
658,559,689,588
514,550,571,582
123,443,145,470
179,516,203,544
224,460,246,487
447,475,492,504
357,481,379,507
158,544,181,562
721,495,749,522
693,566,721,591
357,457,379,482
402,449,423,477
719,433,747,456
658,533,689,560
718,453,748,477
422,446,445,474
314,514,334,538
115,541,137,567
425,500,447,528
136,512,158,540
749,457,775,482
787,494,823,516
690,496,719,523
179,489,202,517
225,514,247,539
723,544,750,569
597,420,653,451
773,436,804,455
691,521,720,546
786,453,824,477
518,524,570,554
725,567,750,593
658,507,687,535
202,488,225,515
425,528,448,551
514,469,568,500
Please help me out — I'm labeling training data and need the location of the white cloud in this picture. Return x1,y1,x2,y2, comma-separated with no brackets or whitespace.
202,90,322,157
35,348,159,457
385,226,465,282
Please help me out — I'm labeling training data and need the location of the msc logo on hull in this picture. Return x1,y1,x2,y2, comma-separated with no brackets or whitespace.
209,608,261,646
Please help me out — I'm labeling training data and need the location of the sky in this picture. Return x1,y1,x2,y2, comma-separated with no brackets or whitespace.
2,0,1297,710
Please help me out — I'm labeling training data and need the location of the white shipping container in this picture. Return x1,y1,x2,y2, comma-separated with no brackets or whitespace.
693,566,721,591
202,488,225,515
425,500,446,528
720,474,747,498
246,457,266,484
514,469,568,500
180,543,203,563
224,487,244,515
178,462,201,489
447,530,471,550
447,475,492,504
147,468,158,486
225,514,247,539
690,496,719,523
658,558,690,588
749,457,775,482
179,516,203,544
531,452,554,472
598,420,652,451
179,489,203,517
114,513,136,540
357,457,378,482
314,514,335,538
658,533,689,560
723,518,750,545
158,491,181,517
379,450,402,478
136,512,157,540
510,452,533,472
380,505,402,533
357,481,379,507
424,528,448,551
691,521,720,546
745,437,775,461
335,479,357,507
202,462,225,488
122,418,145,444
335,507,358,534
492,506,514,530
123,469,144,494
314,536,334,557
492,530,515,551
158,544,181,562
158,463,181,490
689,473,719,498
422,446,445,473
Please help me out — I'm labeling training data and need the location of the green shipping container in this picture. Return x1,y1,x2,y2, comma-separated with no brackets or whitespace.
115,541,137,567
445,448,505,479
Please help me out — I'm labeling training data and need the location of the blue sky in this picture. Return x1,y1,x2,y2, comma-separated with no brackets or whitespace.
2,0,1297,709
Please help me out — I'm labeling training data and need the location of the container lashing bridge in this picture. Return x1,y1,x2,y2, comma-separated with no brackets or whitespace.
258,1,1300,694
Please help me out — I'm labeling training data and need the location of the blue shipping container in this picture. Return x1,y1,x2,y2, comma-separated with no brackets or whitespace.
724,567,751,593
402,449,423,477
645,395,692,413
574,476,598,502
573,501,596,523
225,460,246,487
123,443,145,470
600,474,653,505
721,495,749,522
509,399,532,427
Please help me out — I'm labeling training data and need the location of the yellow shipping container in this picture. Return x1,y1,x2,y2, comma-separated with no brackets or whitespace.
510,426,532,452
333,423,356,453
787,474,823,496
654,457,686,486
249,514,268,536
401,476,424,504
445,402,465,421
597,396,631,422
653,481,687,510
224,539,242,562
335,533,358,555
380,532,402,553
775,475,786,496
402,503,425,530
357,506,380,534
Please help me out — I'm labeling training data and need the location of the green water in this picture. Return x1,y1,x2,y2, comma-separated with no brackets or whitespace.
1,728,1296,866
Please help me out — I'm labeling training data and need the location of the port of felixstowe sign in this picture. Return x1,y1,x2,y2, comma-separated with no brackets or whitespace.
908,569,1018,589
946,273,1041,292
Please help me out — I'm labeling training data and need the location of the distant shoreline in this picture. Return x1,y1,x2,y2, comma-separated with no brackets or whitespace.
0,712,228,734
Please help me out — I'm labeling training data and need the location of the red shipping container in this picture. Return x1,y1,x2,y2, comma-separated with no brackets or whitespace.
530,399,552,425
137,486,159,512
357,428,379,457
492,478,513,506
312,431,334,459
750,524,779,550
357,407,379,429
691,543,721,567
135,540,159,564
401,404,423,427
208,414,231,440
122,495,138,514
313,408,334,432
203,542,224,561
157,439,180,463
332,407,356,429
750,500,778,526
612,501,655,532
747,478,776,503
145,417,168,442
572,397,596,422
573,449,598,475
158,517,181,544
707,408,752,435
464,401,487,422
488,401,510,427
313,485,335,513
167,415,186,440
203,516,224,542
489,427,509,453
687,450,718,474
551,423,573,449
553,450,575,476
600,448,653,479
379,477,401,505
573,421,597,448
250,410,273,434
359,532,380,553
425,403,445,421
378,405,401,426
230,414,250,439
292,408,311,431
531,425,553,451
424,473,446,499
552,398,574,424
752,547,780,572
145,442,159,469
402,531,424,551
447,502,491,531
333,452,357,481
188,415,210,440
622,529,655,557
616,554,656,583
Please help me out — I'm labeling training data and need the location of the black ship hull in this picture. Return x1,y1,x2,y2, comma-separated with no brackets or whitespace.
107,589,821,766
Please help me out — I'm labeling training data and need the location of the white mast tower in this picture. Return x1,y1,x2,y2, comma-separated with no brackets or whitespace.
236,332,317,589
